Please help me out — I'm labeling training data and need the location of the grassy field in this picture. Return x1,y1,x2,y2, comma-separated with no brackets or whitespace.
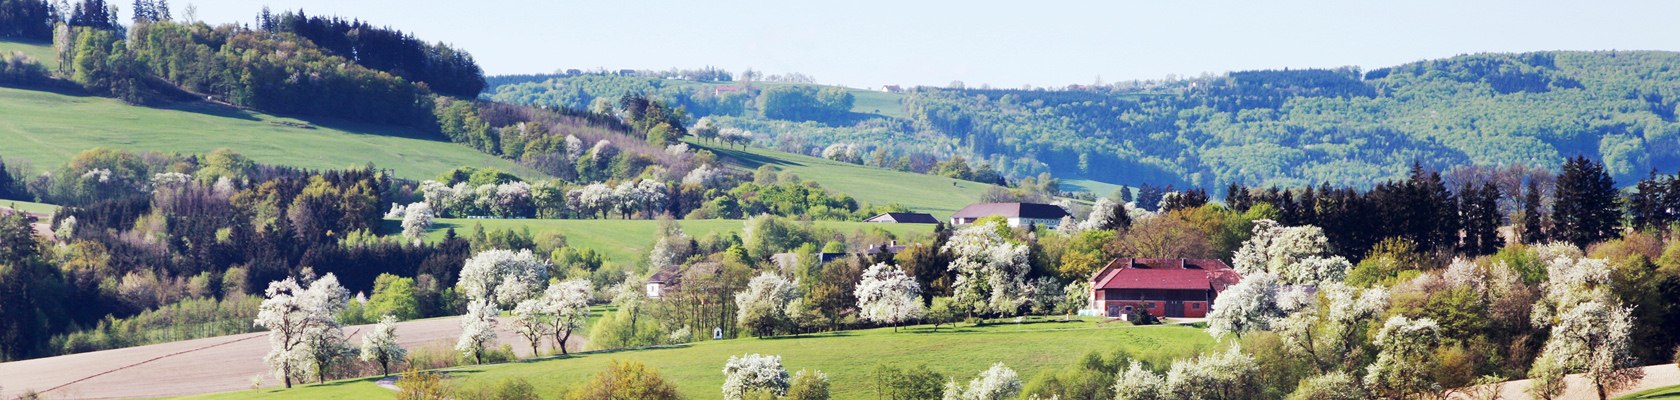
426,218,935,266
1621,385,1680,399
690,140,988,216
0,199,59,215
0,38,57,69
1060,178,1129,197
0,41,541,181
186,320,1216,400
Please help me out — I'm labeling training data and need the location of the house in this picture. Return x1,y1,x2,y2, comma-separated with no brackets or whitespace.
1088,258,1241,319
646,266,683,299
864,212,940,224
949,202,1071,229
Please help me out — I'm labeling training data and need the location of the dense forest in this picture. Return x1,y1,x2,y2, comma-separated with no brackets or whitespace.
491,52,1680,192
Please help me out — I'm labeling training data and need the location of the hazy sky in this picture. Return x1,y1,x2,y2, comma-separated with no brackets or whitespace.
190,0,1680,89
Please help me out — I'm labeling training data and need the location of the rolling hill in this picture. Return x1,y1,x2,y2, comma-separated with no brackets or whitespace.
0,41,541,181
689,139,990,216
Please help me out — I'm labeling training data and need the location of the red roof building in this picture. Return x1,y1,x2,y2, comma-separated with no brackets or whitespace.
1089,258,1241,319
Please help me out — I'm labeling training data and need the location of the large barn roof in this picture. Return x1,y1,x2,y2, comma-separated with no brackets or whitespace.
1091,258,1240,292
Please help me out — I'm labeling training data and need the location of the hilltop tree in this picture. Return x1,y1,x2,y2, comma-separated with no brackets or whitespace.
1552,156,1620,248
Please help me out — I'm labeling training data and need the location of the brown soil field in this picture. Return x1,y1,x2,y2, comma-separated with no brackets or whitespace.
0,316,580,399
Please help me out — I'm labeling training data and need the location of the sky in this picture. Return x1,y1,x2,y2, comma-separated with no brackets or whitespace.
190,0,1680,89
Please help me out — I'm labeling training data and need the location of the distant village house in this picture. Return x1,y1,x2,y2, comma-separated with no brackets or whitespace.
864,212,940,224
949,202,1070,229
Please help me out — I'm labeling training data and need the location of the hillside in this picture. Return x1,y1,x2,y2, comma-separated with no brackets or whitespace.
424,218,935,267
185,321,1214,400
491,51,1680,190
0,40,540,181
689,139,990,215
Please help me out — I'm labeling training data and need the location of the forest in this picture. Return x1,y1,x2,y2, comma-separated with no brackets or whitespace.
491,53,1680,193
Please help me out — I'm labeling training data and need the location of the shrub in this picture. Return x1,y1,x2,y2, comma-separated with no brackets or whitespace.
395,370,453,400
565,360,683,400
459,377,538,400
785,369,831,400
873,364,945,400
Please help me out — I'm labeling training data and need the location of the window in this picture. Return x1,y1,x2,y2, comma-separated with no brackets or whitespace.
1191,303,1200,309
1146,303,1155,308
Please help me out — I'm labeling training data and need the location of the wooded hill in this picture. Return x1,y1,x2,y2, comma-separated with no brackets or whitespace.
490,52,1680,191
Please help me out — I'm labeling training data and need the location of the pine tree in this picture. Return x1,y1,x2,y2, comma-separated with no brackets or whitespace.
0,157,14,200
1552,156,1620,248
1523,178,1546,244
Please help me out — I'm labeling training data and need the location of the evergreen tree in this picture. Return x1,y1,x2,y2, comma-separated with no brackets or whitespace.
1522,178,1546,244
0,157,14,200
1225,183,1251,212
1552,156,1620,248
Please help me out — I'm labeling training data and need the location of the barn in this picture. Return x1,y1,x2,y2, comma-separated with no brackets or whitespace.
1089,258,1241,319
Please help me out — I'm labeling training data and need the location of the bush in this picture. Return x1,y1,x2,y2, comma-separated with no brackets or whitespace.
458,377,537,400
873,364,945,400
395,370,453,400
565,360,683,400
785,369,830,400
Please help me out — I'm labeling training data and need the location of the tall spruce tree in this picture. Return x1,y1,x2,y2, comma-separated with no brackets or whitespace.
1522,178,1547,244
1552,156,1620,248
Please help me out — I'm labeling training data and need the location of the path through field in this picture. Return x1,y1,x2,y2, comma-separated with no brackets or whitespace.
0,316,580,399
1451,364,1680,399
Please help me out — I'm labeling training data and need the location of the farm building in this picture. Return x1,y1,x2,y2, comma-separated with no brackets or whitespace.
865,212,940,224
949,202,1070,228
1088,258,1241,319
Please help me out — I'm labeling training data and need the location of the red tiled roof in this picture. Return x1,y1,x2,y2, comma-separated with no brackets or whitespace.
1091,258,1239,292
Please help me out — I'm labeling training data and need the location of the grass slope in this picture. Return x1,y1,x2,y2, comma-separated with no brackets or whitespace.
0,42,540,181
690,140,989,216
0,38,57,69
0,199,59,214
187,320,1214,400
1621,385,1680,399
426,218,934,266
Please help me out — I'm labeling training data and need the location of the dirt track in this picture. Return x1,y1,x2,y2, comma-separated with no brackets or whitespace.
1450,363,1679,399
0,316,579,399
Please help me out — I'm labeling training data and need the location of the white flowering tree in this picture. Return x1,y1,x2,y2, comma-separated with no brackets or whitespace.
1273,282,1388,373
1059,280,1091,321
942,220,1032,319
1112,361,1166,400
1364,315,1441,399
735,272,801,337
457,249,550,307
567,183,615,219
722,353,790,400
854,263,924,331
1206,272,1282,337
1528,249,1643,400
943,362,1022,400
400,202,433,241
456,299,499,364
541,279,593,355
1231,220,1351,285
1161,346,1262,399
358,315,405,376
254,273,349,388
1076,197,1130,232
509,298,552,356
683,164,726,188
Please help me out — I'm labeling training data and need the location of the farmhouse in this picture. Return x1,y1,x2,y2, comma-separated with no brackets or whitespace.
949,202,1070,228
864,212,940,224
1088,258,1241,319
